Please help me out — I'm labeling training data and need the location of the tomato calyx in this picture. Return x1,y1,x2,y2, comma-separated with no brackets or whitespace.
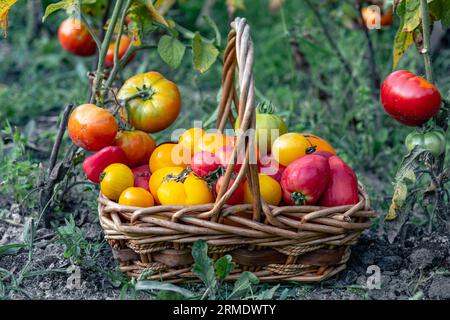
163,168,192,183
256,100,275,114
202,166,225,188
291,191,307,205
134,84,156,101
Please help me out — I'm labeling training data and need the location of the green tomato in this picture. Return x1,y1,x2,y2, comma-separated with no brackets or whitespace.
235,102,287,151
405,130,446,157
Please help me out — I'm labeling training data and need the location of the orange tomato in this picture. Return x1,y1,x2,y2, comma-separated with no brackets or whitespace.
115,130,156,167
105,35,134,68
118,187,154,207
195,132,235,154
302,133,336,155
58,18,96,56
68,104,118,151
149,166,184,203
149,143,189,173
100,163,134,201
117,72,181,133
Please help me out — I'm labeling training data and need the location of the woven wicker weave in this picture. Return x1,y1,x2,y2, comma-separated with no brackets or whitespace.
98,17,376,283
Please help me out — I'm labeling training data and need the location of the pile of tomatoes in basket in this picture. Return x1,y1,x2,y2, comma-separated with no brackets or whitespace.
67,67,360,211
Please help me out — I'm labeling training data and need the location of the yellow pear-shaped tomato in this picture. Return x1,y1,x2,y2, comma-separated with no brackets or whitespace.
149,143,189,173
244,174,282,206
149,166,184,204
118,187,154,207
100,163,134,201
157,174,213,206
117,71,181,133
272,133,310,167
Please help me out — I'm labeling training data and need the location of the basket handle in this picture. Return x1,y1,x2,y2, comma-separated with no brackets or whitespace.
203,17,267,222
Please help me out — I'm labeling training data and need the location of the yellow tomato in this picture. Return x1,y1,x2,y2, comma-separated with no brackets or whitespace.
157,174,213,205
100,163,134,201
149,143,189,173
149,166,184,204
272,133,310,167
118,187,154,207
244,174,282,206
195,132,235,154
179,127,205,156
302,133,336,155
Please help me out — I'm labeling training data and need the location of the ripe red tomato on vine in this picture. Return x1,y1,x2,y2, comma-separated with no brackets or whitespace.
58,18,97,57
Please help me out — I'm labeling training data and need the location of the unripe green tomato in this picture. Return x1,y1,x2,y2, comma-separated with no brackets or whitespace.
405,130,446,157
235,103,287,152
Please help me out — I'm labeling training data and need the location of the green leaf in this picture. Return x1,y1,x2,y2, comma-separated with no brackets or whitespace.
0,0,18,37
228,271,259,299
156,290,187,300
256,284,280,300
191,240,217,290
135,280,194,298
0,243,26,256
403,0,421,32
429,0,450,28
192,32,219,73
158,35,186,68
202,16,221,47
42,0,79,22
393,23,414,68
215,255,234,280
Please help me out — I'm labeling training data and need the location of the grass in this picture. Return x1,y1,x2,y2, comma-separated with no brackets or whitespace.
0,0,449,300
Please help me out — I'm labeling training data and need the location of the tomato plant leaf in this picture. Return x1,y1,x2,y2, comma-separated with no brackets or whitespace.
214,254,234,280
135,280,195,298
143,0,169,26
158,35,186,68
228,271,259,299
403,0,421,32
429,0,450,27
191,240,217,297
0,0,18,37
192,32,219,73
202,15,221,47
393,2,415,69
154,0,176,15
42,0,79,22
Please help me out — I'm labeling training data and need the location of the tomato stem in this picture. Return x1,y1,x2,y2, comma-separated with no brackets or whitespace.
291,192,307,205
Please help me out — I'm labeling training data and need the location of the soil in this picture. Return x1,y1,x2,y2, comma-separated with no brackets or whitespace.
1,201,449,300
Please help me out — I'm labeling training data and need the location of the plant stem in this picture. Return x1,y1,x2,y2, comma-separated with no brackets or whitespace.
93,0,124,105
420,0,433,83
79,12,101,50
113,0,131,67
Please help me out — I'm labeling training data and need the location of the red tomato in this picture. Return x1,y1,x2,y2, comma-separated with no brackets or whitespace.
115,130,156,167
258,153,285,182
280,154,330,205
105,35,134,68
380,70,442,126
318,156,359,207
216,145,244,174
132,165,151,191
191,151,221,178
58,18,96,56
82,146,128,183
215,176,244,205
68,104,118,151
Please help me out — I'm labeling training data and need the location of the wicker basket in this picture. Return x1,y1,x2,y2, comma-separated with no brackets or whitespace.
98,17,376,283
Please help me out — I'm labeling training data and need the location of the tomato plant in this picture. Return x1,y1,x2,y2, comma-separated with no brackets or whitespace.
105,35,134,68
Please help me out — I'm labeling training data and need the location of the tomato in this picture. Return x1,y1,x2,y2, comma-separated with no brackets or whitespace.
215,176,244,205
280,154,330,205
82,146,128,183
119,187,154,207
100,163,134,201
244,174,282,206
179,127,205,156
361,5,393,28
157,174,213,205
149,143,189,173
318,155,359,207
302,133,336,155
132,165,151,191
68,104,118,151
258,153,285,182
149,166,184,203
117,72,181,133
216,145,244,174
191,151,221,178
58,18,96,56
405,130,446,157
105,35,134,68
115,130,156,167
195,132,235,154
380,70,442,126
271,133,310,167
235,102,287,152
